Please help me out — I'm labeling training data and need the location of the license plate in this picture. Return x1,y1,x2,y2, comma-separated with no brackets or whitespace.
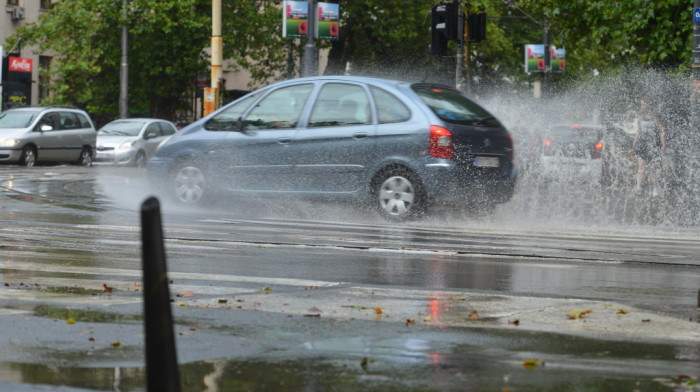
474,156,500,168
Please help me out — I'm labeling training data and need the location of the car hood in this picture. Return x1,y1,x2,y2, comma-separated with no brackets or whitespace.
0,128,30,139
97,135,137,148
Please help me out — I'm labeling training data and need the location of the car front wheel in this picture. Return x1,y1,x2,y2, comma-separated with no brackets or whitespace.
173,163,207,204
373,169,425,221
20,146,37,167
134,151,147,168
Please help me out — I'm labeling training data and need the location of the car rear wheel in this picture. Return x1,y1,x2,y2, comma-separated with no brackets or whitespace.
173,163,207,204
134,151,147,168
373,169,425,221
77,147,92,167
20,146,36,167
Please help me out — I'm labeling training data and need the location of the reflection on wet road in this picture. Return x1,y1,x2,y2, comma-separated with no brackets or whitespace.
0,166,698,391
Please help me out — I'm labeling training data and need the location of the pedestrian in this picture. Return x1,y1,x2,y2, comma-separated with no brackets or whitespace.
632,98,666,196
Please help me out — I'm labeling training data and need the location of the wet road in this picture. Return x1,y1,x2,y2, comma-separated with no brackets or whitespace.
0,165,698,391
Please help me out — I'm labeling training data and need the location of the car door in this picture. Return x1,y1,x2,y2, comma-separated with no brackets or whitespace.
33,112,62,161
289,82,376,193
141,122,166,159
56,111,86,161
220,83,314,193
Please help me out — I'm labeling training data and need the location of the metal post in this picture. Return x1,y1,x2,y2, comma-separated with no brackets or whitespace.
141,197,181,392
455,0,464,90
690,1,700,222
303,0,317,77
119,0,128,119
542,15,550,98
204,0,222,117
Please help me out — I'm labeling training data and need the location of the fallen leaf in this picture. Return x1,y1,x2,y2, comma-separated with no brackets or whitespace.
261,286,272,292
508,319,520,326
567,309,592,319
111,341,121,347
102,284,113,293
642,319,651,322
303,313,321,317
179,303,187,307
523,359,544,369
616,308,628,314
88,337,95,341
360,357,375,371
469,310,479,320
423,315,432,322
178,290,194,298
374,307,382,314
66,318,75,324
218,299,228,304
405,318,415,326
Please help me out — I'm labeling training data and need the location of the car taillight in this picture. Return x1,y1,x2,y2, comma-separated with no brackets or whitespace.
543,139,552,156
430,125,453,159
592,141,603,159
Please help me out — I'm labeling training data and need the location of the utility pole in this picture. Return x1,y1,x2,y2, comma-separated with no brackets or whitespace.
689,1,700,220
303,0,317,77
542,15,550,97
204,0,222,117
455,0,464,90
119,0,128,119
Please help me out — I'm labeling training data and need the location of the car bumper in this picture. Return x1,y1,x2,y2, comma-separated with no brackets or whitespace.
540,157,602,181
0,149,23,163
420,160,517,205
94,150,134,166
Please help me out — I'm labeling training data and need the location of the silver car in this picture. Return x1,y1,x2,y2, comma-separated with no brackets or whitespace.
95,118,177,167
0,106,96,167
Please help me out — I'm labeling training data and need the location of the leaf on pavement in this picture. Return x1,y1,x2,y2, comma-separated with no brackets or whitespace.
616,308,628,314
178,290,194,298
374,307,382,314
405,318,415,326
66,318,75,324
567,309,592,319
469,310,479,320
523,359,545,369
111,341,120,347
102,284,113,293
508,318,520,326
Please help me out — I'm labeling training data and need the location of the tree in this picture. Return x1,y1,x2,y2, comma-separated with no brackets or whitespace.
5,0,211,122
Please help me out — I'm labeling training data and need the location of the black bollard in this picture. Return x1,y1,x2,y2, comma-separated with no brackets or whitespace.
141,197,181,392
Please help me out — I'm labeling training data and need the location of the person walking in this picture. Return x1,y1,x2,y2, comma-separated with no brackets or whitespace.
632,99,666,196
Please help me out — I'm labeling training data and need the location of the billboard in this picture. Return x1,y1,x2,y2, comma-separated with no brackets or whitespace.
317,2,339,40
525,44,565,73
283,1,339,40
283,0,309,38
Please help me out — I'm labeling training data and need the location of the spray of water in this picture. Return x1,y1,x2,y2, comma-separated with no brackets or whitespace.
480,67,699,235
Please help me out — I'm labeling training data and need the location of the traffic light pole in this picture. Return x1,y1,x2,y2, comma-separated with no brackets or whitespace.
455,0,464,91
303,0,317,77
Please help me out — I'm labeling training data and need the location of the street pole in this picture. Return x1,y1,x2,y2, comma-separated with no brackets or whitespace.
119,0,128,119
690,1,700,222
542,15,550,98
303,0,317,77
204,0,222,117
455,0,464,90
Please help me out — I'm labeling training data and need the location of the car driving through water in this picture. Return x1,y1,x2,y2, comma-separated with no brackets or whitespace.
147,76,517,221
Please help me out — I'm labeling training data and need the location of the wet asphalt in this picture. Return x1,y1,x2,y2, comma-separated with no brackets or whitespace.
0,165,698,391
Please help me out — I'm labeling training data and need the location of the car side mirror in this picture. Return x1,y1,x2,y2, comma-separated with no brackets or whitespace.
144,131,158,139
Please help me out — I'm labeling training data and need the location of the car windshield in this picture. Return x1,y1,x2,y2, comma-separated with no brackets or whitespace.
548,127,601,143
412,85,501,127
98,121,146,136
0,111,37,129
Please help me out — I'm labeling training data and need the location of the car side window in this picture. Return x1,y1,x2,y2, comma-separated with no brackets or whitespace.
145,123,161,138
205,92,259,131
159,122,176,136
308,83,371,127
243,84,313,131
58,112,80,130
370,86,410,124
77,113,92,129
36,112,58,131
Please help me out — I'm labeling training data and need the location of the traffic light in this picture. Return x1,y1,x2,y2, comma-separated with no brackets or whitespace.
468,12,486,43
430,3,449,57
430,1,462,57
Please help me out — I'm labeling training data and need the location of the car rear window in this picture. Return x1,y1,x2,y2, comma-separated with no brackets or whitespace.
548,126,602,143
411,85,500,127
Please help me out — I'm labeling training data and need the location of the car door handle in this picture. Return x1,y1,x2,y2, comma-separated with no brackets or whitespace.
278,138,292,145
353,132,368,139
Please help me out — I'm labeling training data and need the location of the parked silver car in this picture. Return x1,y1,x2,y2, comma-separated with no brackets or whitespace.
95,118,177,167
0,106,96,167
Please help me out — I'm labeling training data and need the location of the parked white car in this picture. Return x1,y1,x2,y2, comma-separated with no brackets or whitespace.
95,118,177,167
540,124,605,182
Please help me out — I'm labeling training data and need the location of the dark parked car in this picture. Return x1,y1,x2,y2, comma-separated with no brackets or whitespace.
147,76,517,221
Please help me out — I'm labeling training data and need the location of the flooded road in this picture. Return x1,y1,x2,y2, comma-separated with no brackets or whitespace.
0,165,698,391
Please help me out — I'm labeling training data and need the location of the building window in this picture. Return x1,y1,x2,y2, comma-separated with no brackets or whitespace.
7,0,20,6
40,0,51,9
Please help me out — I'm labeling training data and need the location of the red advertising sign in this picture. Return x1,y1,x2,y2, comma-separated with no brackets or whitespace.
9,57,32,73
